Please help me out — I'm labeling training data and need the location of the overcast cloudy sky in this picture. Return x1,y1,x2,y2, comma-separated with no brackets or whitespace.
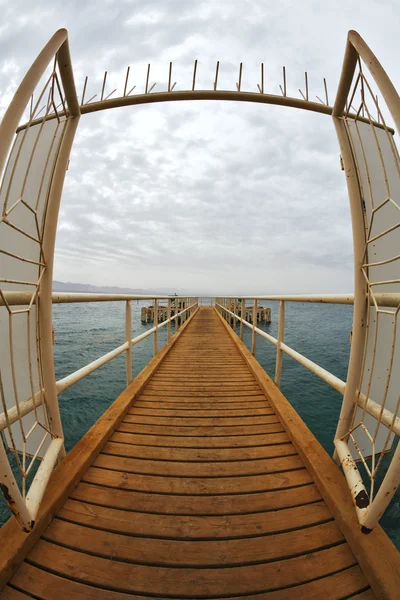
1,0,399,294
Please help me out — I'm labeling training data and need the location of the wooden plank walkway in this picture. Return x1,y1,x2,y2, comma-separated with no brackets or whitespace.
1,307,399,598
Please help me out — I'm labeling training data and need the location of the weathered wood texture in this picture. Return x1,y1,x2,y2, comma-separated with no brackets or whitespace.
1,306,395,598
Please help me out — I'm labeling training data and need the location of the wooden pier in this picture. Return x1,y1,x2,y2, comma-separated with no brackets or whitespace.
141,299,188,323
0,307,399,598
226,299,271,324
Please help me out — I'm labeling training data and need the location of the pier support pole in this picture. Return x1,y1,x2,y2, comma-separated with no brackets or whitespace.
125,300,132,385
154,299,158,355
275,300,285,387
251,299,257,355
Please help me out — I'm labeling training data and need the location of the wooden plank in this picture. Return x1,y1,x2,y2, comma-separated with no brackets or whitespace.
122,414,278,426
112,430,287,448
132,401,271,411
24,540,357,596
0,589,31,599
137,394,268,403
58,497,332,539
71,481,323,514
159,362,247,367
82,465,312,494
151,374,256,381
143,382,261,389
8,564,138,600
104,440,296,461
93,452,304,477
117,422,283,437
215,308,400,600
140,389,264,397
0,308,200,590
8,563,372,600
43,518,344,566
128,406,274,417
155,368,252,374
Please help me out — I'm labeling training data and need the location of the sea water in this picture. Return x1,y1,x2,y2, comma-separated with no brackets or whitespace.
0,301,398,549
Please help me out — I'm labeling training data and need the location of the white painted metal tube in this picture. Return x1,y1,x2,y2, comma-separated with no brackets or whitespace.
348,30,400,133
0,29,68,176
240,299,245,340
167,299,171,341
0,436,32,531
360,439,400,531
56,339,132,393
2,291,400,308
280,341,346,395
215,303,346,392
0,391,43,432
56,324,157,392
275,300,285,387
334,439,370,511
25,437,64,523
54,303,197,394
125,301,132,386
154,299,158,355
216,303,400,435
39,116,80,459
251,299,257,355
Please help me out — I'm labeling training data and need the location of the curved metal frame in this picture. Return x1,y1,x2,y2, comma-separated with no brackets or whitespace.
0,30,80,530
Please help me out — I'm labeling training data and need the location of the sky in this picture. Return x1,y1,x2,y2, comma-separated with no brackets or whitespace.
1,0,399,295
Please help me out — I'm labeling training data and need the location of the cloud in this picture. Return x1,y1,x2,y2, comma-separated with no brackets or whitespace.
1,0,399,293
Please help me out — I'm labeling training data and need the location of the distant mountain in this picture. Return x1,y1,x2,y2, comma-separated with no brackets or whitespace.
52,280,179,295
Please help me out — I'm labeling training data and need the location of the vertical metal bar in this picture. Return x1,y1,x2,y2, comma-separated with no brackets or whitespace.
240,299,245,340
167,298,171,341
125,301,132,385
251,299,257,355
332,39,368,461
153,299,158,355
275,300,285,387
39,39,81,458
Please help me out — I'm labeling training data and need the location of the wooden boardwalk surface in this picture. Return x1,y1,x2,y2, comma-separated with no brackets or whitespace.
1,307,399,598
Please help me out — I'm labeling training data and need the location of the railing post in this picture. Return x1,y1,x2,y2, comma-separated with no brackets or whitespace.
154,299,158,355
125,300,132,386
251,299,257,355
240,298,245,340
233,298,237,331
275,300,285,387
167,298,171,341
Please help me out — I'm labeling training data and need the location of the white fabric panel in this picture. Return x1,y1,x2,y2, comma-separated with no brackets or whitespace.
346,120,400,459
0,119,65,458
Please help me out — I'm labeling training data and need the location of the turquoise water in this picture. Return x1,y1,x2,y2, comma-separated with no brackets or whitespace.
1,301,399,548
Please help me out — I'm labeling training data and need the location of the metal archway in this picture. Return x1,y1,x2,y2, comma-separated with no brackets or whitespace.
0,29,399,532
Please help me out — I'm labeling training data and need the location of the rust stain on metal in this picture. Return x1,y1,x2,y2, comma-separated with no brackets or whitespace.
0,483,14,506
0,483,32,532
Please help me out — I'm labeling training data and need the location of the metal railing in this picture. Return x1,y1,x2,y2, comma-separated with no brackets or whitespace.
216,294,400,531
0,291,197,529
0,293,198,429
